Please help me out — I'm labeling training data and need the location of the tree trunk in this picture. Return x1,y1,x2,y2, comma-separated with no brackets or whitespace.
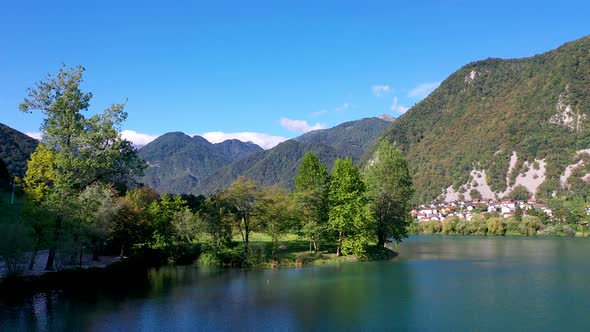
377,228,386,248
336,232,343,257
120,244,125,258
45,216,62,271
45,248,56,271
313,240,318,254
29,247,39,270
309,240,313,253
244,216,249,252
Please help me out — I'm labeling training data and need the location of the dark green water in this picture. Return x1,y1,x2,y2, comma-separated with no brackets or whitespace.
2,236,590,331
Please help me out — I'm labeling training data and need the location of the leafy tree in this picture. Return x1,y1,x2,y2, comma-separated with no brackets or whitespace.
148,194,188,250
110,187,158,257
509,185,532,201
78,184,121,260
514,204,523,222
256,185,297,256
328,158,372,257
365,140,414,247
294,152,329,253
221,176,261,252
19,65,145,270
197,195,233,251
171,208,201,244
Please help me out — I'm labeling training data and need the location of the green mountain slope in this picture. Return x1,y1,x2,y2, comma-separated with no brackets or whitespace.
197,117,390,194
294,117,390,160
0,123,38,180
138,132,263,193
377,36,590,202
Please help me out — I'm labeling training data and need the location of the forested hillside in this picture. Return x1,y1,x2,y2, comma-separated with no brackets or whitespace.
0,123,38,179
196,117,390,194
139,132,263,193
377,36,590,202
295,117,390,160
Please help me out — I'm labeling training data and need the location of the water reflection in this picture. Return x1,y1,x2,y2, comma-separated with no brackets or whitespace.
2,236,590,331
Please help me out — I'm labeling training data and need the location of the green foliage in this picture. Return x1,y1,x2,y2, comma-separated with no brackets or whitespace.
0,222,33,276
365,140,414,246
18,65,146,270
294,152,329,253
377,36,590,202
508,185,532,201
328,158,373,256
255,185,298,255
220,176,261,251
518,216,542,236
148,194,188,249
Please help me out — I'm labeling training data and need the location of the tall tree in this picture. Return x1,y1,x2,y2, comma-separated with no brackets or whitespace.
294,152,329,253
20,65,145,270
365,140,414,247
256,185,297,256
328,158,372,257
221,176,260,252
148,194,188,250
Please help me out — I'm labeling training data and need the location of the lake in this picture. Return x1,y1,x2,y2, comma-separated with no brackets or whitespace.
2,236,590,331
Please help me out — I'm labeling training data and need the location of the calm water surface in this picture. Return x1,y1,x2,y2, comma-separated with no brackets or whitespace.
2,236,590,331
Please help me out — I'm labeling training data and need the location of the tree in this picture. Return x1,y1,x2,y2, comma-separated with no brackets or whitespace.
256,185,297,256
514,204,523,222
112,187,159,257
508,185,532,201
294,152,329,253
19,65,145,270
78,184,122,260
197,195,233,251
148,194,188,250
328,158,372,257
221,176,260,252
365,140,414,247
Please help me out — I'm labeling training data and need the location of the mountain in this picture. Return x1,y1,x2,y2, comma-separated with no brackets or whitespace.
294,117,391,160
197,140,343,194
376,36,590,202
138,132,263,193
196,117,390,194
214,139,263,162
0,123,38,181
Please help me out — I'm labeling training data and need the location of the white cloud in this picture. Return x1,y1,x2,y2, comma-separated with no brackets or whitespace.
121,130,159,147
311,102,350,117
311,109,328,117
372,85,391,97
408,82,441,99
390,96,409,114
202,131,287,150
280,118,327,133
25,132,43,140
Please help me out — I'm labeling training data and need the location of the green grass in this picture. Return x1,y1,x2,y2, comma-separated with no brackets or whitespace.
229,232,397,268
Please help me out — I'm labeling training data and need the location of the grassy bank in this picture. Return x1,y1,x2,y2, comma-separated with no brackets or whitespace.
197,232,398,269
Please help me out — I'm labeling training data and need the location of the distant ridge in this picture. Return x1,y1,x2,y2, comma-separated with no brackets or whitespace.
196,117,390,194
138,133,263,193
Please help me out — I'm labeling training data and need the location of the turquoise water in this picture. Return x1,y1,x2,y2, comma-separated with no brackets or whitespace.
2,236,590,331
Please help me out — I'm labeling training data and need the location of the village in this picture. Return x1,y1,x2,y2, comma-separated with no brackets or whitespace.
412,198,561,222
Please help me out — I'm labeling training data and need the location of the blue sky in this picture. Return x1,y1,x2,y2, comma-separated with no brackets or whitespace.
1,0,589,148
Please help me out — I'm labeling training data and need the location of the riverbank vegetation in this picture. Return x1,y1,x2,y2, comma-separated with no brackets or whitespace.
410,210,588,237
1,66,413,278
